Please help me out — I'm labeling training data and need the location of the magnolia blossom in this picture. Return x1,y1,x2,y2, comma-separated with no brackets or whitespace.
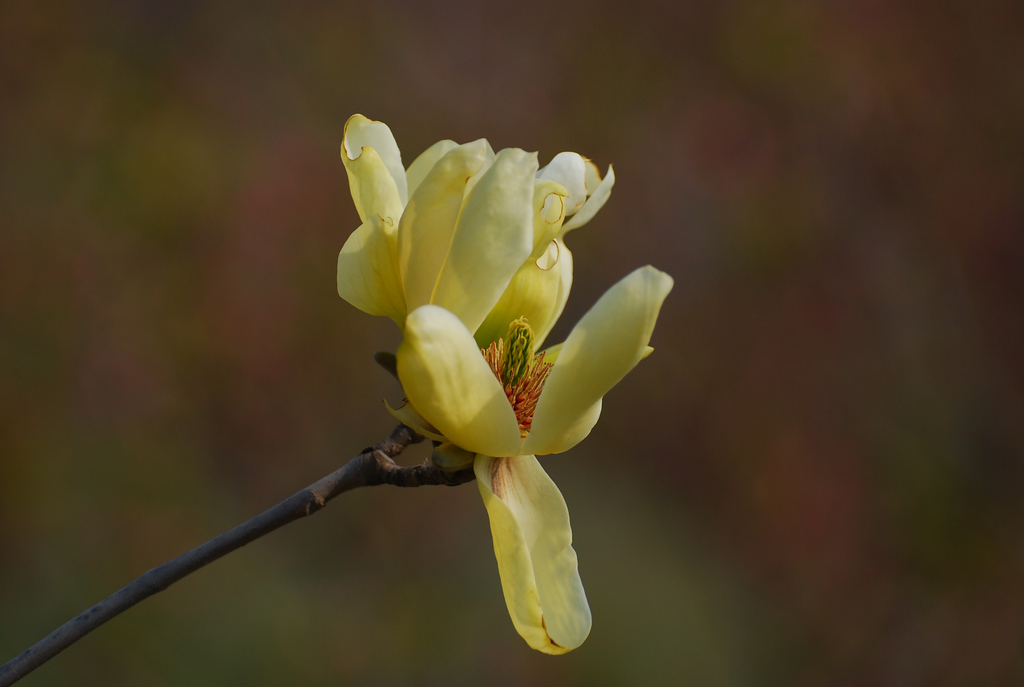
336,114,671,655
337,114,613,345
395,266,672,654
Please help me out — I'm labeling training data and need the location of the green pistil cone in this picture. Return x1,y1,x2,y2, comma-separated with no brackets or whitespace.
501,317,535,386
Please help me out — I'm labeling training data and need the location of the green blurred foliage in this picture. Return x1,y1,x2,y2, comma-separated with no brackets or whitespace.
2,0,1023,684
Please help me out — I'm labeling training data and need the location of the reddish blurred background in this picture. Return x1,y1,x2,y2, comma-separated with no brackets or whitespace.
2,1,1023,684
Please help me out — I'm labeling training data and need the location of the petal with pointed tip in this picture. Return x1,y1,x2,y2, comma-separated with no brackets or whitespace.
523,266,673,455
475,454,591,654
397,305,521,457
562,164,614,233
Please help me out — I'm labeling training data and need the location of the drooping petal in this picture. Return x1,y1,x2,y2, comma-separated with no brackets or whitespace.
336,214,405,324
561,164,614,233
430,147,537,333
538,152,588,217
474,239,573,350
522,265,674,456
475,454,591,654
405,139,459,198
341,115,407,222
397,305,521,457
398,141,489,312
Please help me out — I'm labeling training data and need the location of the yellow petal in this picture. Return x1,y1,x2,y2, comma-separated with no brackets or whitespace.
431,147,537,333
539,342,564,364
336,214,406,324
537,241,573,349
530,180,568,259
397,305,522,457
464,139,498,197
475,454,591,654
474,239,573,350
522,266,674,455
430,442,476,471
398,141,489,313
538,152,588,216
405,139,459,198
472,178,569,346
383,398,446,442
583,157,603,196
341,115,407,222
562,164,614,233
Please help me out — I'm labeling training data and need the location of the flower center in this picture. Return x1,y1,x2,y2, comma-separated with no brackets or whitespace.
482,317,553,438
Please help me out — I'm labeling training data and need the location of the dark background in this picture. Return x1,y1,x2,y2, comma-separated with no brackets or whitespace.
2,1,1023,684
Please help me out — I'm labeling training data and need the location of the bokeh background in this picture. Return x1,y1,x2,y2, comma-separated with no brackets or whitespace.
2,0,1023,684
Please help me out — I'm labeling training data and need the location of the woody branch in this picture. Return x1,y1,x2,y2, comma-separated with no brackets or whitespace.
0,425,474,687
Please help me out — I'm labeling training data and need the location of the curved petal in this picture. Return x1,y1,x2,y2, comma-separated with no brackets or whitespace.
398,141,489,312
522,266,674,456
583,157,603,195
538,152,588,216
405,139,459,198
431,442,476,471
384,398,446,442
562,164,614,233
465,139,498,197
475,454,591,654
397,305,521,457
474,239,573,350
530,180,568,259
431,147,537,333
336,214,405,324
341,115,407,221
538,241,573,349
539,341,564,364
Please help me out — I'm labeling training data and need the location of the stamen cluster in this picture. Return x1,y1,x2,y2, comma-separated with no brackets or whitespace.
482,318,553,437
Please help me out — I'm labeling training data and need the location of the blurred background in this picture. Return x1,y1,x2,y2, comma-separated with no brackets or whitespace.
2,0,1023,684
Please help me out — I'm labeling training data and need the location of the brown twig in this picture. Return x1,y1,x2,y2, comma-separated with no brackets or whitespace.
0,425,474,686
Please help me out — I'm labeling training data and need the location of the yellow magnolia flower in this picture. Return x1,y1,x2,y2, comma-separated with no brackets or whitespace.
337,114,614,342
394,266,673,654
